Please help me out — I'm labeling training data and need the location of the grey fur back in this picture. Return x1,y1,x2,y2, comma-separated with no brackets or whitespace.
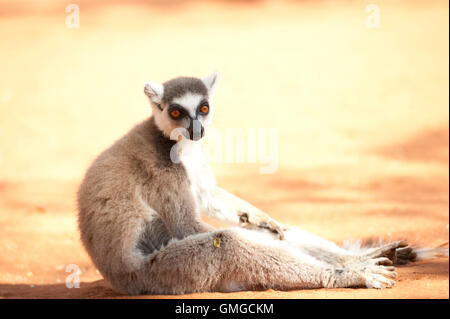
77,117,200,291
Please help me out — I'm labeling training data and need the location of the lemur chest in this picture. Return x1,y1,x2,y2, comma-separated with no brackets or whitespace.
178,144,215,212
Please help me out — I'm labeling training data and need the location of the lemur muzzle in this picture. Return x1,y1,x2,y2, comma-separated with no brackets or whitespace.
188,119,204,141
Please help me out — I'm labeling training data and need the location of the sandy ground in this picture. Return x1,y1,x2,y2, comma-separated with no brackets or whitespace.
0,0,448,299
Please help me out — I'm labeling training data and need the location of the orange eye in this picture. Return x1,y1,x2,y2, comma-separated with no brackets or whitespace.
170,110,181,118
200,105,209,114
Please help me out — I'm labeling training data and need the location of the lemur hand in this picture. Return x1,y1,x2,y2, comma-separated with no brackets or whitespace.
238,209,286,240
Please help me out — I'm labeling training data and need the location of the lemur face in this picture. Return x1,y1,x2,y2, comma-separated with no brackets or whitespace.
144,73,218,141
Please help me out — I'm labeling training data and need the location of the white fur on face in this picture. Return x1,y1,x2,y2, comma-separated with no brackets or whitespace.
172,92,204,118
147,77,217,140
153,104,174,139
180,91,214,133
153,91,212,141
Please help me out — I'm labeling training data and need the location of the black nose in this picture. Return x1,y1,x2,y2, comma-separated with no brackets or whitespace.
188,120,204,141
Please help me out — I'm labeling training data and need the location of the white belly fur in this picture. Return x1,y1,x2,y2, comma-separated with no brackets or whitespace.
178,140,216,213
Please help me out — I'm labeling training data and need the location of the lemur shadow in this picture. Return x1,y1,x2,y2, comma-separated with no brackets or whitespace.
396,258,449,279
0,280,121,299
0,259,447,298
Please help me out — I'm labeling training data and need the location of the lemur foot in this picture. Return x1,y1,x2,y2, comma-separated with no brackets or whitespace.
354,242,407,288
345,257,397,289
393,246,417,265
362,259,397,289
362,240,409,263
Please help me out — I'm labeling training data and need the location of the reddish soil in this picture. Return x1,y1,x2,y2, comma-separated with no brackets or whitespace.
0,0,448,299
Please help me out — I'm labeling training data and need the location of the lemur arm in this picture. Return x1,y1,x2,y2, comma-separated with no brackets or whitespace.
204,187,286,239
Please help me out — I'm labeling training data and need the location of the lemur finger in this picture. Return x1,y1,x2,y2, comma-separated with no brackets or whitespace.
275,226,285,240
366,273,396,289
365,241,408,258
258,220,285,240
389,240,408,249
366,279,384,289
373,274,396,288
379,266,397,278
270,221,285,240
378,241,409,252
381,265,396,272
373,257,393,266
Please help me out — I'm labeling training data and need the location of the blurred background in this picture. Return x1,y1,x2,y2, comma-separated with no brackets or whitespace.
0,0,448,298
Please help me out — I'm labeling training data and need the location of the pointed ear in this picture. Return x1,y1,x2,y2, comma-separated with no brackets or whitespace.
202,72,219,95
144,81,164,104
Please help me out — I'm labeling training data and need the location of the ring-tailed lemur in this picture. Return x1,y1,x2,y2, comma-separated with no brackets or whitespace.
77,73,448,295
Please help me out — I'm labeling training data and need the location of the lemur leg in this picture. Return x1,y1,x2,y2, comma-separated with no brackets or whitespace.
119,228,397,295
281,227,356,266
265,227,409,267
203,188,410,266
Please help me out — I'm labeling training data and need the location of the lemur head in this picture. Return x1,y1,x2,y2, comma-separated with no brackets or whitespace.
144,73,218,141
